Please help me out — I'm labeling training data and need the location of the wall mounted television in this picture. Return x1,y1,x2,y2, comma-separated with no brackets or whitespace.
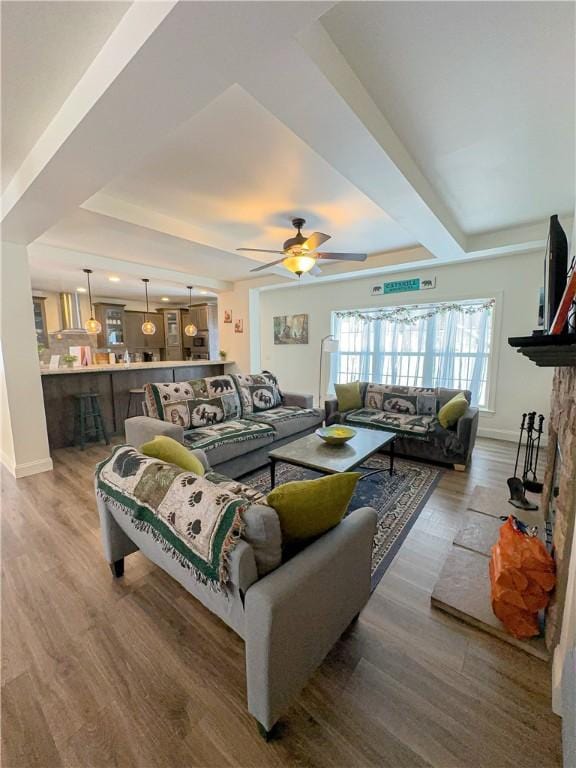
544,214,569,332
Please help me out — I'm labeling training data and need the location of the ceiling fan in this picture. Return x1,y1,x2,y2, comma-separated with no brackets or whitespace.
237,217,368,277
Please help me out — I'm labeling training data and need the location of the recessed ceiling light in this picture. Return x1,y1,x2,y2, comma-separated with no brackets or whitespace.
76,287,87,293
108,276,120,282
161,297,170,302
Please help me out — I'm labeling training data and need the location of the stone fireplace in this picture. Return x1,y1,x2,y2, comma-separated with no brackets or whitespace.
542,366,576,652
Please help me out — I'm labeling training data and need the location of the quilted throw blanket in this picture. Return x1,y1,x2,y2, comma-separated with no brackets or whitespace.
96,446,246,587
182,419,274,452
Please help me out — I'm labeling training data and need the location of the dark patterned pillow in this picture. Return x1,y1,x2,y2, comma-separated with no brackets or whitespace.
233,373,282,414
416,393,438,416
144,375,241,427
365,384,418,415
382,394,418,415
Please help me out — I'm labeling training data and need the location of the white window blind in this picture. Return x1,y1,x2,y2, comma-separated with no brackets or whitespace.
331,298,494,407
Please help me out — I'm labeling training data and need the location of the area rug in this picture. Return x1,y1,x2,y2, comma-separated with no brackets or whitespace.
241,455,443,590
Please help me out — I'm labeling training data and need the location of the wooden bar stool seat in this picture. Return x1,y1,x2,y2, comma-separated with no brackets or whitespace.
73,393,109,450
126,387,146,419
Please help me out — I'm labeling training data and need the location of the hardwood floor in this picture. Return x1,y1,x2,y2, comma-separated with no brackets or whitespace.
1,438,562,767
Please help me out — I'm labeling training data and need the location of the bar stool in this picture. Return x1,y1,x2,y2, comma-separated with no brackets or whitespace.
126,387,146,419
73,393,109,450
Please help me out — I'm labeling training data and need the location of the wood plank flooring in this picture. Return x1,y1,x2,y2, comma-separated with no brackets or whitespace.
1,438,562,767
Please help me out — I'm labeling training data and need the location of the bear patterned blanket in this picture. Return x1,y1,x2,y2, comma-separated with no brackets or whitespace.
96,446,246,587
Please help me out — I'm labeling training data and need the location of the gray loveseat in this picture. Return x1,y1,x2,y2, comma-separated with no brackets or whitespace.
326,383,479,469
96,447,377,737
125,372,323,478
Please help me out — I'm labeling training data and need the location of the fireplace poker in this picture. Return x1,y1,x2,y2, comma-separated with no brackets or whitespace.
513,413,527,478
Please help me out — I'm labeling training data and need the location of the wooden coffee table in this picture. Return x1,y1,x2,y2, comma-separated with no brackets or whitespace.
268,426,396,488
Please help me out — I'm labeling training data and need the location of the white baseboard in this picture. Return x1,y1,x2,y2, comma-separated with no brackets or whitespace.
0,452,53,478
477,426,548,447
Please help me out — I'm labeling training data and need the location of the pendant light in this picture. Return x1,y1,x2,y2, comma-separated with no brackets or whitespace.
141,279,156,335
83,269,102,334
183,285,198,337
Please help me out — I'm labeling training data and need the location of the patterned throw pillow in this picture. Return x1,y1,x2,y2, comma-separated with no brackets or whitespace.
233,373,282,414
144,375,241,428
416,392,438,416
365,384,418,415
365,383,438,417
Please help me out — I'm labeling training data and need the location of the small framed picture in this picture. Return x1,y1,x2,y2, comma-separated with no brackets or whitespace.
49,355,60,369
234,319,243,334
224,309,232,324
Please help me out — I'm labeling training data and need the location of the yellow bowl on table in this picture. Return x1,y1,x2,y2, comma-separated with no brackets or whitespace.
315,425,357,445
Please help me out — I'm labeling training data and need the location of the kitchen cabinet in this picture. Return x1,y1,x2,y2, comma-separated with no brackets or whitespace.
94,303,125,348
124,311,164,350
160,309,183,360
182,303,218,356
32,296,48,347
189,305,209,331
145,312,164,348
124,311,144,349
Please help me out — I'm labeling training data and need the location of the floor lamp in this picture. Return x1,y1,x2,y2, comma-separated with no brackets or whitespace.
319,335,339,408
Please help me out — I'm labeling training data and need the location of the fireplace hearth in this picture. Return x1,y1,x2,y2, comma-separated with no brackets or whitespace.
431,365,575,659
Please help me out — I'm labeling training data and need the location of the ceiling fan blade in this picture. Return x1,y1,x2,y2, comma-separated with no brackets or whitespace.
249,257,286,273
237,248,285,254
316,252,368,262
302,231,331,253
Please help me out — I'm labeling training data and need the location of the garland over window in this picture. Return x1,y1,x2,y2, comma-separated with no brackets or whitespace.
331,297,495,407
335,298,495,326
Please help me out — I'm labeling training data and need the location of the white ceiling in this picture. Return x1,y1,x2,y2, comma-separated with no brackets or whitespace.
39,207,263,283
2,0,574,293
1,0,131,190
28,248,216,303
100,85,415,256
322,1,575,234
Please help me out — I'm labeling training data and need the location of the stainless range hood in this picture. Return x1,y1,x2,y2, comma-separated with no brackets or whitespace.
59,292,85,332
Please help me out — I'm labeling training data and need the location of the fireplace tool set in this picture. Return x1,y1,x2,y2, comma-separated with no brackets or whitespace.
507,412,545,511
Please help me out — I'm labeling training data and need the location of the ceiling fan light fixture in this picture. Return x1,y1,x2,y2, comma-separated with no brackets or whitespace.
283,254,316,276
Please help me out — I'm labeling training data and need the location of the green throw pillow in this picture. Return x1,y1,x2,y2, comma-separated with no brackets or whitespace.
335,381,362,412
267,472,360,544
139,435,205,476
438,392,468,429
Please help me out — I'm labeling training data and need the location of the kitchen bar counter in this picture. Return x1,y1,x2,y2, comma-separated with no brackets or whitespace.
41,359,232,375
41,360,233,449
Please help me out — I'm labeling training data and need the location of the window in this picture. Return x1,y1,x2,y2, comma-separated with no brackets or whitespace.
332,298,494,407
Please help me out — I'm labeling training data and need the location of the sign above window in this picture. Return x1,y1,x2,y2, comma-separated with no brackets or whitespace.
371,277,436,296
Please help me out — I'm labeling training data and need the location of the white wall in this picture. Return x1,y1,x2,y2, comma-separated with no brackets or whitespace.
218,282,256,372
259,250,554,442
1,243,52,477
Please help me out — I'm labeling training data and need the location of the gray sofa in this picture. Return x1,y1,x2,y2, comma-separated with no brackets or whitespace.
125,372,324,478
326,383,479,469
97,447,377,737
